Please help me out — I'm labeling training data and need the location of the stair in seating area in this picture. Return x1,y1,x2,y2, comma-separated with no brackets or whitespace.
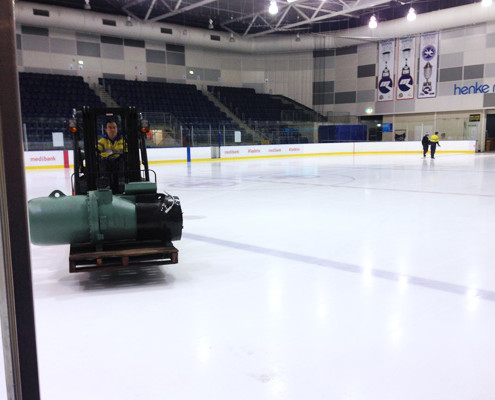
202,88,262,143
92,83,119,108
149,129,181,147
271,94,326,122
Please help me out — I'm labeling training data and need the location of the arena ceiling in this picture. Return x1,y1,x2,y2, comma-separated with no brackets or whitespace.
19,0,478,37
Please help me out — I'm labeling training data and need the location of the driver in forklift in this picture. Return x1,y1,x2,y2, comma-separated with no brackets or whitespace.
97,120,124,158
97,119,126,192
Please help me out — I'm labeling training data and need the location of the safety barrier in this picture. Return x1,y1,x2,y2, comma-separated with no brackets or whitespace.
24,140,476,169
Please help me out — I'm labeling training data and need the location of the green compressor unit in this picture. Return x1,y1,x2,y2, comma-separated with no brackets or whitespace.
28,182,182,246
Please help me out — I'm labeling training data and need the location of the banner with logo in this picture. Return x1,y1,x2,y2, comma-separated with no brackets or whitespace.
396,36,416,100
418,32,439,98
377,39,396,102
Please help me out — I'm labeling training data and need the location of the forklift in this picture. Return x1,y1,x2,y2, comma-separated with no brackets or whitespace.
71,106,151,195
28,106,183,273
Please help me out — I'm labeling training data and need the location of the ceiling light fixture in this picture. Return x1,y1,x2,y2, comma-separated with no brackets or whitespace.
368,15,378,29
84,0,91,10
481,0,492,7
229,33,235,42
125,16,133,26
407,7,416,21
208,18,214,29
268,1,279,15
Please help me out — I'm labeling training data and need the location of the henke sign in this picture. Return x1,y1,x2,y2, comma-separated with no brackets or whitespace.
453,82,494,95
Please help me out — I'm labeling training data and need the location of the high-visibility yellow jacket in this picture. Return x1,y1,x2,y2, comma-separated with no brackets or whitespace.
97,134,125,158
429,134,439,144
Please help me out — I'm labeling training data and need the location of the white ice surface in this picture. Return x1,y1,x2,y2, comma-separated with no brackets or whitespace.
13,153,495,399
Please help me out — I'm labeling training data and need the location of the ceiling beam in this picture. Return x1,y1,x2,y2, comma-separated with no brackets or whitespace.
242,15,258,36
311,1,327,19
275,6,292,28
148,0,217,23
221,0,384,37
122,0,144,11
292,5,311,21
174,0,183,11
247,0,392,37
159,0,173,12
144,0,158,21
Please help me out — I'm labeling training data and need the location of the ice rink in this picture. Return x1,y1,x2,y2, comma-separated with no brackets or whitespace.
17,153,495,399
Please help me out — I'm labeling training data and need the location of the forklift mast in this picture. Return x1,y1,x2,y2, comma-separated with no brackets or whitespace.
71,106,150,195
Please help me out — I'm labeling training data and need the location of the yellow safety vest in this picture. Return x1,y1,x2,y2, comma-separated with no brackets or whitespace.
97,136,125,158
430,134,439,143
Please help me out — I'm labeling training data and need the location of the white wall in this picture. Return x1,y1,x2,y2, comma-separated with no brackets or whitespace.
17,24,315,108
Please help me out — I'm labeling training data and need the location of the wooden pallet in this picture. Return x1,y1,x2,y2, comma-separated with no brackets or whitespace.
69,241,178,273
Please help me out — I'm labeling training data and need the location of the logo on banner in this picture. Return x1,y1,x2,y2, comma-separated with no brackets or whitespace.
378,46,394,101
379,76,393,95
396,37,415,100
398,74,413,95
420,45,436,95
422,45,436,61
421,63,434,95
418,32,438,99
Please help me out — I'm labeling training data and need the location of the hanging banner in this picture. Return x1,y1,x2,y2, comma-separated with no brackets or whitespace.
418,32,439,98
396,36,416,100
377,39,396,102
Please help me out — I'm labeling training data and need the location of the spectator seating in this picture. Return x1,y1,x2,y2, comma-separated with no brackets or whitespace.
19,72,105,148
207,86,299,122
209,86,315,144
19,72,105,118
100,78,248,145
